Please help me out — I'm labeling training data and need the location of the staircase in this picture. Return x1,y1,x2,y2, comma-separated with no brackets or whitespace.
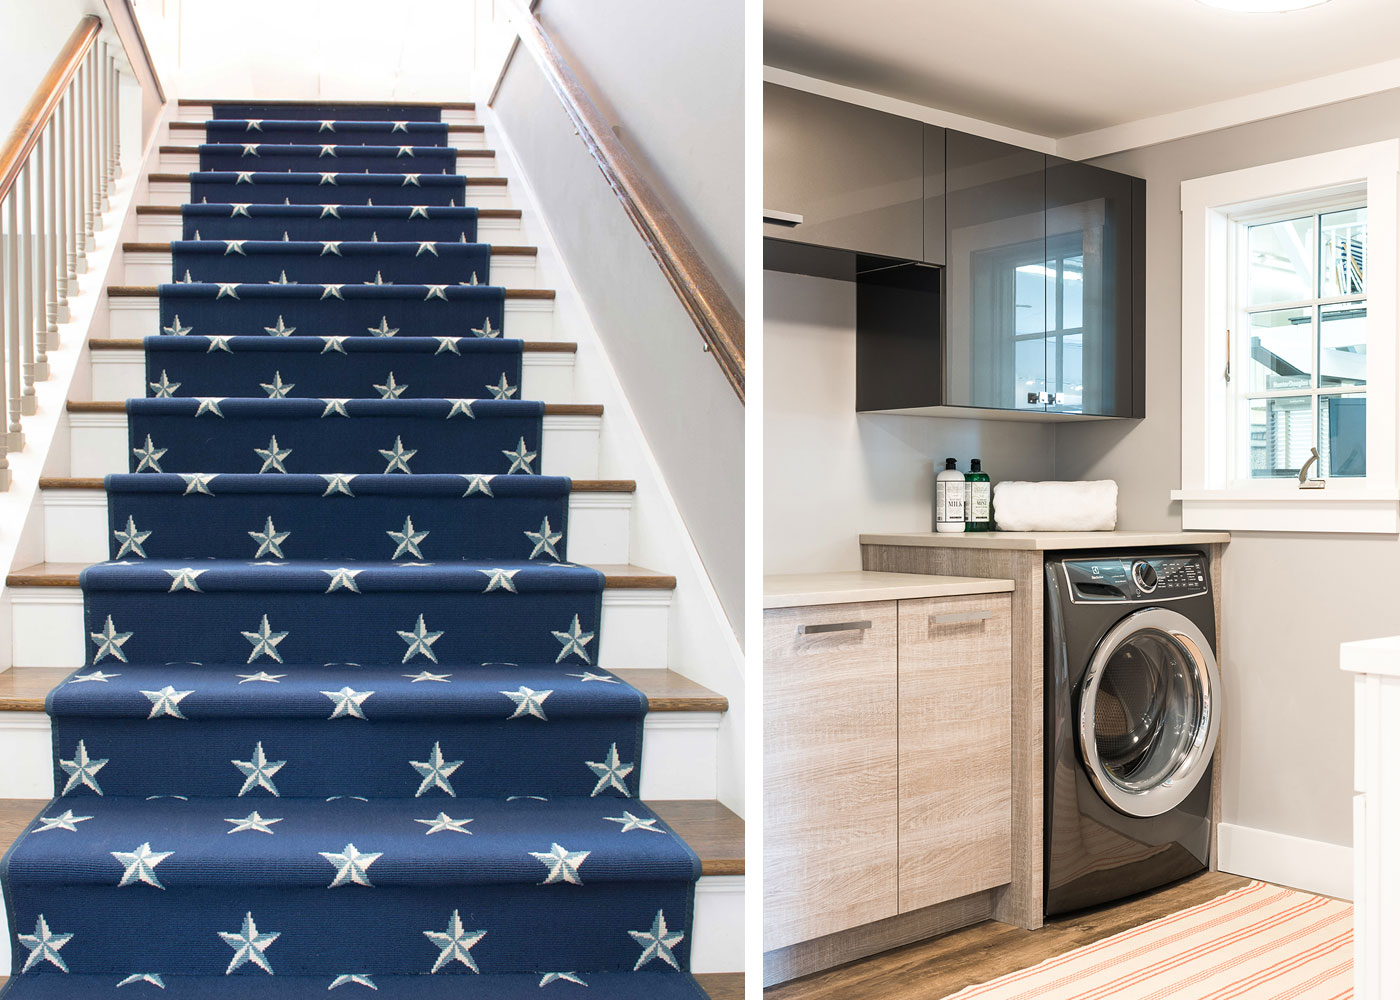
0,99,741,999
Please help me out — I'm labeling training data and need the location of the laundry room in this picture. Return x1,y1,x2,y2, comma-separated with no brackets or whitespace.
761,1,1400,996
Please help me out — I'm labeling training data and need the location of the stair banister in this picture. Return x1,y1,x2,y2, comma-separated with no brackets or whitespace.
0,7,163,491
493,0,746,401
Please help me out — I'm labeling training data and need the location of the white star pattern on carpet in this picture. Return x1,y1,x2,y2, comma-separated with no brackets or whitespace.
323,686,374,720
415,811,472,835
232,741,285,797
501,685,551,720
142,684,194,719
219,911,279,975
629,909,684,971
320,843,382,887
242,615,289,663
585,743,634,797
112,841,173,888
411,741,462,797
424,910,485,973
59,740,108,795
529,842,589,885
19,914,73,973
225,810,282,834
398,614,443,662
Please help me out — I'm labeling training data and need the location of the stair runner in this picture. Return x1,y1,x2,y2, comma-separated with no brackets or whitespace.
0,102,709,998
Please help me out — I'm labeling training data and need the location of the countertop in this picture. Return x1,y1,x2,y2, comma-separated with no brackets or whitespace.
1341,636,1400,677
858,530,1231,551
763,570,1015,609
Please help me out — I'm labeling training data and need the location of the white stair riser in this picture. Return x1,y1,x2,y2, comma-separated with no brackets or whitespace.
148,178,512,210
92,348,577,404
0,708,715,801
174,108,480,127
40,487,630,565
136,214,528,245
67,412,601,479
9,586,671,669
158,151,499,179
107,296,559,341
123,249,540,288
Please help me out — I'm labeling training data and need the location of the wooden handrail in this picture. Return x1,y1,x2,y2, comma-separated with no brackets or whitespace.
496,1,745,401
0,15,102,207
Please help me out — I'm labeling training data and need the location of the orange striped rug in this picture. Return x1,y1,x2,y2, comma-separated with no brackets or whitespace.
945,881,1353,1000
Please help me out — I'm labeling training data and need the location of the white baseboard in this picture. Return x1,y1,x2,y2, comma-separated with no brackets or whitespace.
1218,821,1353,901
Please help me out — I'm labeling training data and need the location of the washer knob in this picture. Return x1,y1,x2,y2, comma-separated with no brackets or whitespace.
1133,560,1158,593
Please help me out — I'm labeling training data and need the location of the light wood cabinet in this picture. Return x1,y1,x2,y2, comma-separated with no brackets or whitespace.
764,592,1013,953
763,600,899,950
897,593,1013,912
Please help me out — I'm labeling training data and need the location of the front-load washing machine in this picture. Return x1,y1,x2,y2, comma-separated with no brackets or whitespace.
1043,550,1221,917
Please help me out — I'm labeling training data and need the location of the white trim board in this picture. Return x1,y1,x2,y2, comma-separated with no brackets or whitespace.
767,60,1400,163
1218,822,1353,902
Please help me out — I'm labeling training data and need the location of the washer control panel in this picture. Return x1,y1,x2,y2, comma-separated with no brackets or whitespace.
1061,553,1208,603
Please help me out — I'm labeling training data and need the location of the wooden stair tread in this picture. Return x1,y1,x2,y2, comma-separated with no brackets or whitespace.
178,99,477,111
695,974,743,1000
38,474,631,491
159,144,496,158
0,666,723,714
65,399,601,416
148,171,509,185
107,285,554,299
170,121,486,134
122,241,537,255
6,561,675,590
88,337,577,353
0,797,740,875
136,204,524,219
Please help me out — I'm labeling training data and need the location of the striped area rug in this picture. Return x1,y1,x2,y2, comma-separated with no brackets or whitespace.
946,881,1352,1000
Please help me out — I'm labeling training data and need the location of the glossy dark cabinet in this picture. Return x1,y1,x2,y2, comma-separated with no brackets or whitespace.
1044,156,1144,418
943,132,1048,412
923,125,946,266
763,84,924,261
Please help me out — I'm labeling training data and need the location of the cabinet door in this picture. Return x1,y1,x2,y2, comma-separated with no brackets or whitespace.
923,124,946,265
764,601,899,949
763,84,923,260
944,131,1046,411
1045,157,1142,417
896,594,1012,913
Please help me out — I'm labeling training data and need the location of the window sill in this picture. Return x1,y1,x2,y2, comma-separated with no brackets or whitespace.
1171,489,1400,534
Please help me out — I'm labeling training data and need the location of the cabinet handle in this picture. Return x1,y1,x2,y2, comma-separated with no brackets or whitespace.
764,209,804,227
1027,392,1040,405
929,610,997,626
797,619,873,635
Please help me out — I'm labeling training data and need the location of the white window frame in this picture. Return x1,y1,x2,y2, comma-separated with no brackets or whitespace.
1175,140,1400,534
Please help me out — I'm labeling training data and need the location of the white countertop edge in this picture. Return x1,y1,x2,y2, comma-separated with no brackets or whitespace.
858,530,1232,550
1341,636,1400,676
763,571,1015,610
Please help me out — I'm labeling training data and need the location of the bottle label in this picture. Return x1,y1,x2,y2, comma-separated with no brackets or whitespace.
936,482,965,523
970,482,991,522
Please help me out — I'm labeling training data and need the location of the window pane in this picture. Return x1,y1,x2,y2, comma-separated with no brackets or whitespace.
1321,208,1367,298
1319,300,1366,387
1248,306,1313,392
1015,264,1045,335
1319,393,1366,478
1248,216,1314,306
1248,395,1313,479
1062,254,1084,330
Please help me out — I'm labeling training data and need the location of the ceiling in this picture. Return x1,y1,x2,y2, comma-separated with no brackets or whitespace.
764,0,1400,138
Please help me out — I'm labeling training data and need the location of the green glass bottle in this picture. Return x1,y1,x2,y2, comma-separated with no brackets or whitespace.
966,458,991,532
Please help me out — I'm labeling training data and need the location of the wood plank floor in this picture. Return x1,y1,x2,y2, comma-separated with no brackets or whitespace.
766,871,1253,999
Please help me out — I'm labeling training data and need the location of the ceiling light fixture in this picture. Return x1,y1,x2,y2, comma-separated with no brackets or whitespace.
1197,0,1331,11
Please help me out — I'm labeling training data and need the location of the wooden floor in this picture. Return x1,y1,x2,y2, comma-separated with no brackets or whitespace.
766,871,1253,999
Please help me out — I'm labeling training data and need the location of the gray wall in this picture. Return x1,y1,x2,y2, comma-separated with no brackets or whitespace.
536,0,744,309
765,270,1058,575
1054,88,1400,849
494,47,745,637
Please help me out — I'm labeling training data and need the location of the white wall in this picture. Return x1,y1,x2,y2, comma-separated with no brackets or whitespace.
1055,87,1400,859
167,0,477,101
0,1,111,140
764,270,1058,575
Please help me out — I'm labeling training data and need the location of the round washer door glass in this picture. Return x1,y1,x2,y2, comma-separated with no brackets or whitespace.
1078,608,1220,818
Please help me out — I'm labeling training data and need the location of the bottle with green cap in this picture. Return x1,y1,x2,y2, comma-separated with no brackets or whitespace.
965,458,991,532
934,457,966,533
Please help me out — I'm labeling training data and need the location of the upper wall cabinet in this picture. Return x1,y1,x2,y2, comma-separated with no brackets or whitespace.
763,84,935,265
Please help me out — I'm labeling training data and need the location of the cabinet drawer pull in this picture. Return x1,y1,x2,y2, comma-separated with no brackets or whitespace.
764,209,804,227
929,610,997,626
797,619,873,635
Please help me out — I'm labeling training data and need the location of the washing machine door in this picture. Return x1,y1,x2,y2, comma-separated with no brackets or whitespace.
1077,607,1220,818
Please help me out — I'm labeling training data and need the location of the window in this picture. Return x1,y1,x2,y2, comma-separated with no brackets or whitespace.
1177,140,1399,533
1236,204,1367,482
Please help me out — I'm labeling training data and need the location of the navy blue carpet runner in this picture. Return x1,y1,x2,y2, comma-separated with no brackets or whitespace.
0,103,709,998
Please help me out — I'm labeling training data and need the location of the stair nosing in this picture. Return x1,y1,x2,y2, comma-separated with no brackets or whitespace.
177,99,477,110
106,284,555,299
170,121,486,134
158,144,497,158
65,399,600,416
38,475,633,492
135,205,524,219
121,241,538,256
88,337,577,353
148,171,509,185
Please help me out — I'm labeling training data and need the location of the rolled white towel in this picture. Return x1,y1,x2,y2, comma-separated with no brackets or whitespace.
991,480,1118,532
